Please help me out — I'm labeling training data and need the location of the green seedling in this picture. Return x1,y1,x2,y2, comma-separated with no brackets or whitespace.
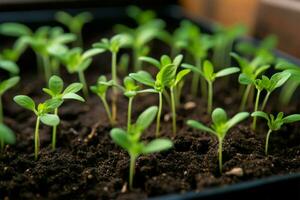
126,6,156,25
14,95,62,160
93,34,130,121
59,47,104,98
110,106,173,189
183,60,240,114
187,108,249,173
0,123,16,150
0,37,28,62
0,60,19,76
43,75,84,150
251,111,300,155
240,71,291,130
130,55,183,136
90,76,115,125
231,52,271,111
55,11,92,47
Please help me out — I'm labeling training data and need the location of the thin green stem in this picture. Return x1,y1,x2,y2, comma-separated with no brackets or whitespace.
261,92,271,111
112,52,118,122
127,97,133,132
240,84,251,111
42,55,51,82
34,117,40,160
170,87,176,137
100,96,114,126
265,129,272,155
207,81,213,114
156,92,163,137
0,96,3,123
51,108,58,150
78,71,88,98
218,138,223,174
129,155,136,190
252,89,261,130
163,90,171,107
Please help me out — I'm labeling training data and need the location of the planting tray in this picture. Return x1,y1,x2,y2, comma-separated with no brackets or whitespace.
1,4,300,200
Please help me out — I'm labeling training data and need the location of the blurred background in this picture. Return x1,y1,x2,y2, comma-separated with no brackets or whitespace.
0,0,299,58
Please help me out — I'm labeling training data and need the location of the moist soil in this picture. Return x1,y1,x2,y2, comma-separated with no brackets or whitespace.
1,68,300,200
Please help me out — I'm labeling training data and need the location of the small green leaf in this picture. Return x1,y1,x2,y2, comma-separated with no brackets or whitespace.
63,83,83,94
173,54,183,68
203,60,214,80
174,69,191,86
44,98,63,111
82,49,105,60
160,55,172,66
226,112,249,129
110,128,131,150
216,67,240,78
49,75,63,95
0,60,19,74
136,106,158,131
0,123,16,144
156,64,176,87
139,56,161,68
129,71,155,87
181,63,203,76
230,52,249,70
212,108,227,125
270,71,291,91
187,120,216,135
13,95,36,112
40,114,60,126
239,73,253,85
142,139,173,154
0,23,32,37
62,93,85,102
282,114,300,124
77,58,92,72
251,111,269,121
0,76,20,95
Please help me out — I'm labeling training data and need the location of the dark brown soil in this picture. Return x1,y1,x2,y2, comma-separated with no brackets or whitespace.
1,66,300,200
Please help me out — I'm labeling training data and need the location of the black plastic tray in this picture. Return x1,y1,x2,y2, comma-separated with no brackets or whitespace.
1,5,300,200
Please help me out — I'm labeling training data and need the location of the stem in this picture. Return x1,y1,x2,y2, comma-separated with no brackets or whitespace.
261,92,271,111
218,138,223,174
240,84,251,111
51,108,58,150
265,129,272,155
163,90,171,107
252,89,261,130
156,92,163,137
127,97,133,132
0,96,3,123
100,96,114,126
207,81,213,114
170,87,177,137
76,29,83,48
111,52,118,122
78,71,88,98
34,117,40,160
133,49,140,72
129,155,136,190
42,55,51,82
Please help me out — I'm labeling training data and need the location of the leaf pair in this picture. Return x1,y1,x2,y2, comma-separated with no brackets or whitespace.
93,34,130,53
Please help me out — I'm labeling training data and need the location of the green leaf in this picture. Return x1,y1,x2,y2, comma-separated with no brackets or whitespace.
216,67,240,78
82,49,105,60
139,56,161,68
181,63,203,76
156,64,176,87
77,58,92,72
282,114,300,124
251,111,269,121
62,93,85,102
136,106,158,131
129,71,155,87
212,108,227,125
0,60,19,74
230,52,249,70
239,73,253,85
142,139,173,154
0,23,32,37
203,60,214,80
0,123,16,144
44,98,63,111
270,71,291,91
40,114,60,126
13,95,36,112
63,83,83,94
49,75,63,95
55,11,73,26
173,54,183,68
110,128,131,150
187,120,216,135
160,55,172,66
226,112,249,129
0,76,20,95
174,69,191,86
254,65,270,77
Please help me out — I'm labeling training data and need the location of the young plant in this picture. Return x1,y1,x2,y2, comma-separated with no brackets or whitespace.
13,96,62,160
130,55,182,136
0,123,16,150
183,60,240,114
90,76,115,125
251,111,300,155
92,34,130,121
0,37,28,63
126,6,156,25
43,75,85,150
55,11,92,47
187,108,249,173
110,106,173,189
59,47,104,98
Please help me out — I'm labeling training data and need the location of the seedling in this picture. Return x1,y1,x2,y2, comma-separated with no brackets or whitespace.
251,111,300,155
43,75,84,150
187,108,249,173
90,76,115,125
55,11,92,47
183,60,240,114
126,6,156,25
110,106,173,189
130,55,182,136
59,47,104,98
0,123,16,150
93,34,130,121
13,95,62,160
0,37,28,63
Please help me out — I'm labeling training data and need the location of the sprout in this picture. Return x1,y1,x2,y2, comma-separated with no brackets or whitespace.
126,6,156,25
59,47,104,98
14,95,62,160
187,108,249,173
183,60,240,114
130,55,182,136
55,11,92,47
43,75,84,150
110,106,173,189
90,76,115,125
0,123,16,150
251,111,300,155
0,37,28,63
93,34,130,121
